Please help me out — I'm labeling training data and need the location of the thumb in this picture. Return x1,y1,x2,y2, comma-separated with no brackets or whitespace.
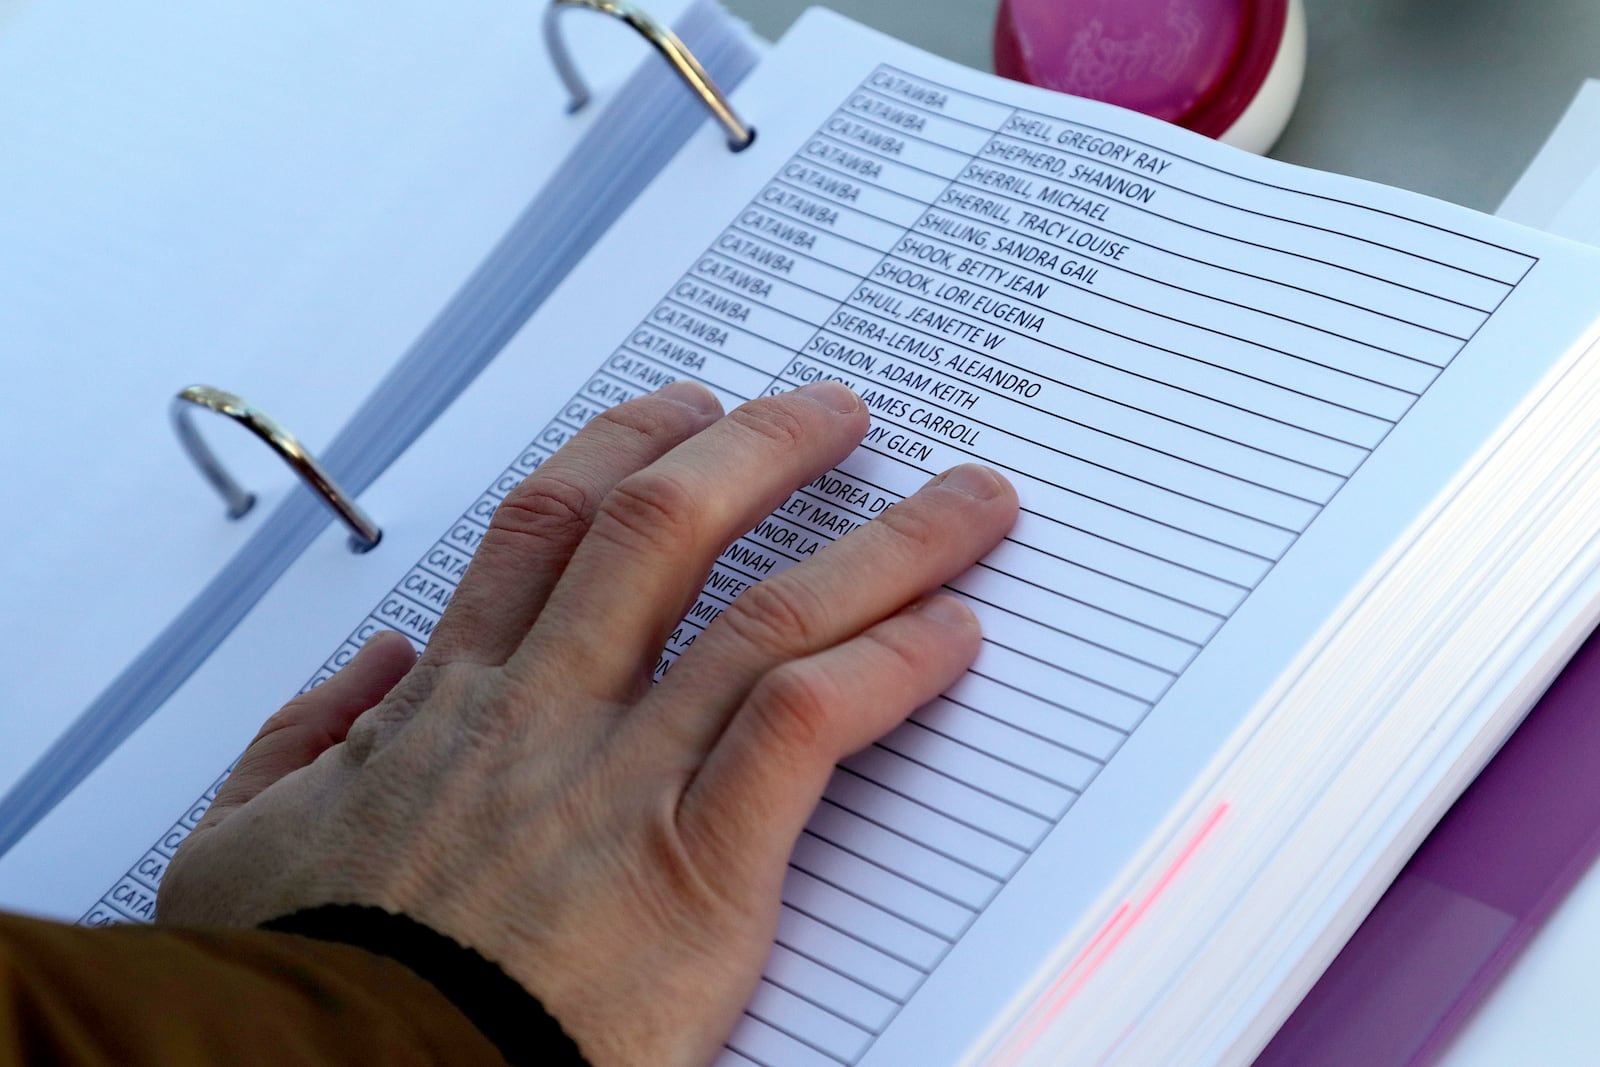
195,630,418,835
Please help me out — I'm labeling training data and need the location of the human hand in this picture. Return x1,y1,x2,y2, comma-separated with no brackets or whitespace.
157,380,1018,1066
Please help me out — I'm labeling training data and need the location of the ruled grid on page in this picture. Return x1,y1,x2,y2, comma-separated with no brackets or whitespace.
83,59,1533,1067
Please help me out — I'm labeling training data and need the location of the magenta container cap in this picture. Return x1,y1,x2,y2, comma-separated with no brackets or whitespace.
994,0,1306,154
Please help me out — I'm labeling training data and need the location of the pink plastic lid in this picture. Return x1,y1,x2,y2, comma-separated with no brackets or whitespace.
995,0,1291,141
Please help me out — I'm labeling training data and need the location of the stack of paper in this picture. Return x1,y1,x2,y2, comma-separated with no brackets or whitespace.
1258,78,1600,1067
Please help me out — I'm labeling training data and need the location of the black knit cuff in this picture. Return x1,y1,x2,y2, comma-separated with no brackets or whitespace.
261,904,588,1067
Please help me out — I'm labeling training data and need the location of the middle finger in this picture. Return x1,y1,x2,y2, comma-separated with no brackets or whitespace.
424,381,724,666
503,381,869,701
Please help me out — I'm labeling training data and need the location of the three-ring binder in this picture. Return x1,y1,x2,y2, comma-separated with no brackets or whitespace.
170,0,745,554
544,0,755,150
171,386,381,552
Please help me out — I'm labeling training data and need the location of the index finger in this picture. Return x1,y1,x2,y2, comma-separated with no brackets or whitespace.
505,381,869,702
424,381,723,667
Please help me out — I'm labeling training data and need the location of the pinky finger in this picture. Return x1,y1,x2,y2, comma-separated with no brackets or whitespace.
674,594,982,889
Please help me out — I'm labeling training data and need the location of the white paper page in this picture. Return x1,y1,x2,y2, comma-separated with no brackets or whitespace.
4,11,1599,1067
1497,80,1600,228
0,0,690,788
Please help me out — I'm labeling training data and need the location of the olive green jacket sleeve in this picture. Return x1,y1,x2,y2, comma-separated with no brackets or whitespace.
0,910,510,1066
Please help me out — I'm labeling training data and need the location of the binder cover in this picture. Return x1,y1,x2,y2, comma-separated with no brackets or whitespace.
1258,626,1600,1065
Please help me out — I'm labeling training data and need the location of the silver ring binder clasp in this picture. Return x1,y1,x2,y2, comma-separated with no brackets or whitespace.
543,0,755,150
171,385,382,552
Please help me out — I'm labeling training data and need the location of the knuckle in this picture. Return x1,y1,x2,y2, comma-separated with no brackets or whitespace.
339,662,443,762
859,621,926,678
248,700,310,743
489,468,598,548
746,662,841,758
591,392,697,442
717,577,826,655
871,497,943,554
445,671,538,749
338,708,389,766
591,468,703,554
728,398,810,452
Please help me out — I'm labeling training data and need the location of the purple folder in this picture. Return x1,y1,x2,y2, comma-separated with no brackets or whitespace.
1256,627,1600,1065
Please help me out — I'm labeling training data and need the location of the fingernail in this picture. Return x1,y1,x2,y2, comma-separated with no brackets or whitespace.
931,463,1006,500
795,380,862,414
914,594,977,628
656,379,721,415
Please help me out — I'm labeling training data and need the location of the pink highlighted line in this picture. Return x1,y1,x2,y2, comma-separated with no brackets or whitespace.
994,801,1231,1066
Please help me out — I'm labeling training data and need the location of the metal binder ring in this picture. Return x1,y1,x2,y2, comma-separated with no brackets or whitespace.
544,0,755,150
171,385,382,552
